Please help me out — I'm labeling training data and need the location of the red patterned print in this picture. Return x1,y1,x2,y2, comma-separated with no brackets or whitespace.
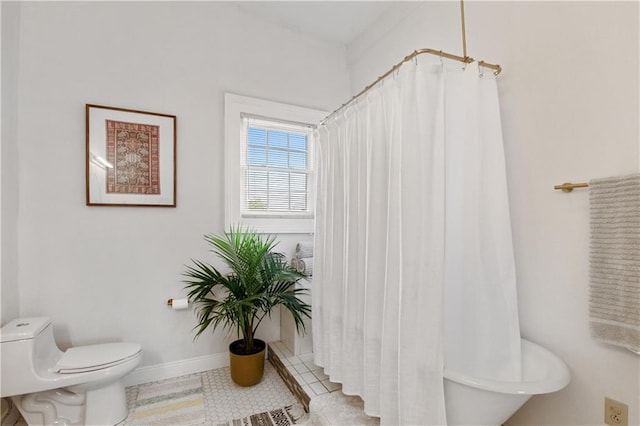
105,120,161,195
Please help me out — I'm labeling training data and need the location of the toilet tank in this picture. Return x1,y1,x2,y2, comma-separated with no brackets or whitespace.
0,317,63,397
0,318,51,343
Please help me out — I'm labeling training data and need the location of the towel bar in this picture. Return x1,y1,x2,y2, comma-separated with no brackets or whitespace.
554,182,589,192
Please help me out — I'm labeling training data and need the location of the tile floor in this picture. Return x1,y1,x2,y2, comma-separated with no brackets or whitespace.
268,341,342,397
122,362,301,425
4,342,341,426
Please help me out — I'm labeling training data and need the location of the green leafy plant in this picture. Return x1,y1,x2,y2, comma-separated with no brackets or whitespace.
183,226,311,354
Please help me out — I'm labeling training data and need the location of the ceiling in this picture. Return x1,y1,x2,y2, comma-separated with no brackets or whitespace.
236,1,395,45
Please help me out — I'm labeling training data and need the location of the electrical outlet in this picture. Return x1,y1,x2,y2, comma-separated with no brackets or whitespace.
604,397,628,426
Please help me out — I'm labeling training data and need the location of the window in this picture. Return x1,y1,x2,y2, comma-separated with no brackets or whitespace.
242,117,313,215
225,94,326,233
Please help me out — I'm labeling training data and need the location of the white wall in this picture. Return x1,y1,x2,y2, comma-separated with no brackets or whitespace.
10,1,347,371
348,2,639,425
7,2,639,422
1,1,21,324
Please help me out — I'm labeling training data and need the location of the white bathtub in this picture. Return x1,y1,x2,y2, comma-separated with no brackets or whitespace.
444,338,570,425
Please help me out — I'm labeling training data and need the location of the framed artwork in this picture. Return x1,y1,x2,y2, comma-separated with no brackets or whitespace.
86,104,176,207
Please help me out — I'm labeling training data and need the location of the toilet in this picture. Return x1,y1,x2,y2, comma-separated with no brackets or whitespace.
0,317,142,425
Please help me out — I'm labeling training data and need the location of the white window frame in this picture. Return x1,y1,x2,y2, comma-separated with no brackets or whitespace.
225,93,326,234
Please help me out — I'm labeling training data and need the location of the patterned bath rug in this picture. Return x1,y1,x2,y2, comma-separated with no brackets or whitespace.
130,375,205,425
216,405,305,426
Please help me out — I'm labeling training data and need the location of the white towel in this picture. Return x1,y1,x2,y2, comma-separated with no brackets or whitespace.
290,257,300,271
297,257,313,276
290,256,313,276
295,242,314,258
589,173,640,353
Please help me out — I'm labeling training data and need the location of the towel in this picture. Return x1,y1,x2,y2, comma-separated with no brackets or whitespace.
589,173,640,353
290,256,313,276
296,257,313,276
295,241,314,258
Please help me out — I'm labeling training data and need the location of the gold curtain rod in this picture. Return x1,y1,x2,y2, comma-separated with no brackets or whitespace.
319,0,501,125
460,0,468,58
319,49,502,126
554,182,589,192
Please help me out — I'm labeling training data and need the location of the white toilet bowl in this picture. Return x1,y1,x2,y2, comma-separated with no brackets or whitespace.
0,317,142,425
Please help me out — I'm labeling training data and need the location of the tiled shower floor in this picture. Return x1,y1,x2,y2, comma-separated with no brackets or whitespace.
268,341,342,397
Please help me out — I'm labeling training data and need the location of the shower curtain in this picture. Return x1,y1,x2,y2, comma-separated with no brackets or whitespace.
313,60,521,425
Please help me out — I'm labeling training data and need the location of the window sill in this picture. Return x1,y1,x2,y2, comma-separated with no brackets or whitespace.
235,216,314,234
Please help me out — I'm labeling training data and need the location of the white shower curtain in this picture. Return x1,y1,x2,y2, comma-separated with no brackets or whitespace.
313,60,521,425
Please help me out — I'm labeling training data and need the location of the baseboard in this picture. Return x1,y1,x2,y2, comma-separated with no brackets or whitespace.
123,352,229,386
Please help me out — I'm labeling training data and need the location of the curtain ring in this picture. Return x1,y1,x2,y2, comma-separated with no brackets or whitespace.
479,61,485,78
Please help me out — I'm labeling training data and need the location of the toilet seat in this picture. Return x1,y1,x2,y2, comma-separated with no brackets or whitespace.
53,342,142,374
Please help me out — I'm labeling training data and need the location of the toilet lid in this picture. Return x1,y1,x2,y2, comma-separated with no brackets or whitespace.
54,342,141,374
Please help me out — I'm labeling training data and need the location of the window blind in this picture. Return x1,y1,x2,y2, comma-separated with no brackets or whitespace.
241,116,314,216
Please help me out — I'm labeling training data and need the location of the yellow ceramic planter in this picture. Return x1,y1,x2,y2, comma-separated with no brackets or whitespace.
229,339,266,387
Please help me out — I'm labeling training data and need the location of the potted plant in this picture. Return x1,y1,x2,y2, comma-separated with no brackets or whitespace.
183,226,311,386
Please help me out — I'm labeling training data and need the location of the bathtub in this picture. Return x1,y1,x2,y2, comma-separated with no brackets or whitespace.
444,338,570,425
